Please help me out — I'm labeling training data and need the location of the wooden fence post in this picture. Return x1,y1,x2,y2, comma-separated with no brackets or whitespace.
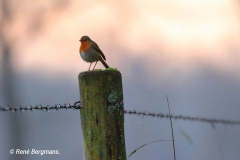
78,70,127,160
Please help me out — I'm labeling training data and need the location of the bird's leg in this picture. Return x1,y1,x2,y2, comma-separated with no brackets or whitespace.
88,63,92,71
93,61,98,70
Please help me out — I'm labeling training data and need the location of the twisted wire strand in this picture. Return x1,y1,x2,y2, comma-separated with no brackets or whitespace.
124,110,240,125
0,101,239,125
0,103,81,112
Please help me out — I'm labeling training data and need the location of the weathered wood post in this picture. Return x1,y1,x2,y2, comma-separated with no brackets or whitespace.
78,70,127,160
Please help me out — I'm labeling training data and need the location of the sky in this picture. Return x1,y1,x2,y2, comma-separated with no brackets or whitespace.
7,0,239,81
0,0,240,160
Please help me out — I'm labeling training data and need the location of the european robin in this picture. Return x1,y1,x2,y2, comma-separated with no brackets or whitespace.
79,36,109,70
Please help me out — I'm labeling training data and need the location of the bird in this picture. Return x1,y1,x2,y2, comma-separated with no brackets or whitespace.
79,36,109,71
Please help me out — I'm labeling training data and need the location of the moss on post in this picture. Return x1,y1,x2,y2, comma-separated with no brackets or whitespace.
78,70,126,160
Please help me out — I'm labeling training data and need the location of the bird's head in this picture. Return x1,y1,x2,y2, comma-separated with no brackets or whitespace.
79,36,91,43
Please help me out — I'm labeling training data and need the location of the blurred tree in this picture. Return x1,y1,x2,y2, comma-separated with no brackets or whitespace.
0,1,71,159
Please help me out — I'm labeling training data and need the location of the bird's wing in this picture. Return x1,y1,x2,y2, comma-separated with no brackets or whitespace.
91,41,106,60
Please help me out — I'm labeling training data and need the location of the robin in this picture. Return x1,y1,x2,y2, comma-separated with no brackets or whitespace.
79,36,109,70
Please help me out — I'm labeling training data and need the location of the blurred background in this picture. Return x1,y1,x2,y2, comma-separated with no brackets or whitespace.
0,0,240,159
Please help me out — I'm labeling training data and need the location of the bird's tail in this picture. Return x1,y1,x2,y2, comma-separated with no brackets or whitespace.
100,58,109,68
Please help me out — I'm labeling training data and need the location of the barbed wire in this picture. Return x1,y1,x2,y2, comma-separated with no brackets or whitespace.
0,101,239,126
124,110,240,125
0,103,81,112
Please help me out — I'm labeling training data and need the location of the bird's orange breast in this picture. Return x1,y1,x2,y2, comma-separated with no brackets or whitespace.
80,41,91,53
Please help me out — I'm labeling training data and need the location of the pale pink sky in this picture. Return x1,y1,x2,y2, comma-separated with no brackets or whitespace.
6,0,240,82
